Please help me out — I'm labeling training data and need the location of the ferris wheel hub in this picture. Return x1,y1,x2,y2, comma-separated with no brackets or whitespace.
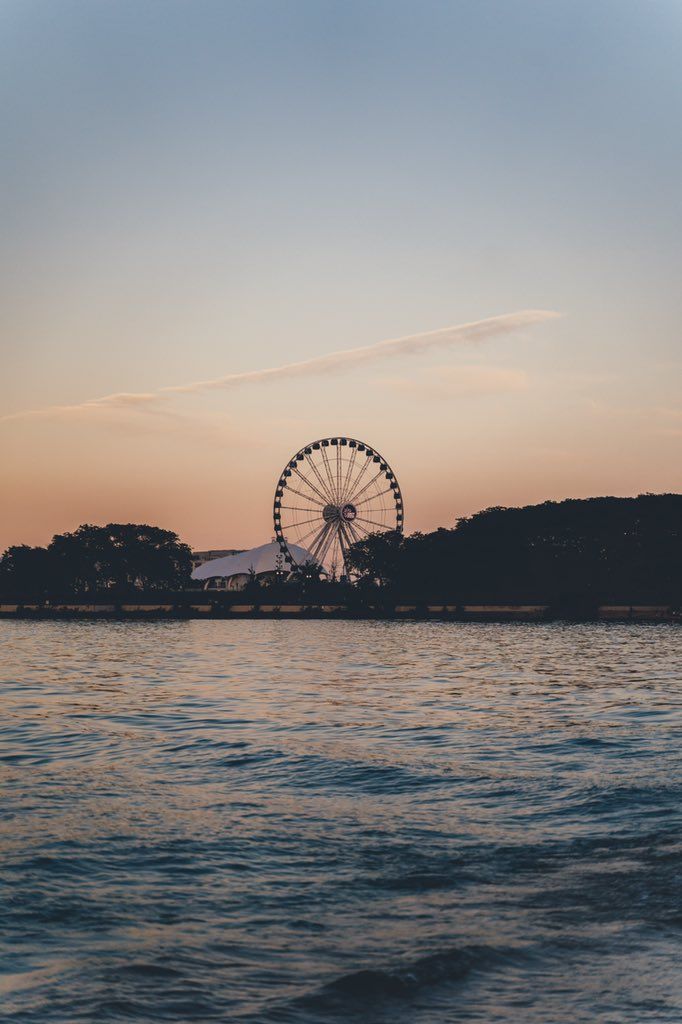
322,502,359,523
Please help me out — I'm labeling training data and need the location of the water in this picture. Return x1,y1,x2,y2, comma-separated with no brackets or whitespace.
1,620,681,1023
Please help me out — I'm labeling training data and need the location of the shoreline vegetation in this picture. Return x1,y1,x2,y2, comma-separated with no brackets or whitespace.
1,494,680,621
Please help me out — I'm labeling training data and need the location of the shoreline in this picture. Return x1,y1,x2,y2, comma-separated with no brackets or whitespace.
0,603,678,622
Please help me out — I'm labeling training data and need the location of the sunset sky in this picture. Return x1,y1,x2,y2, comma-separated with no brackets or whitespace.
2,0,681,552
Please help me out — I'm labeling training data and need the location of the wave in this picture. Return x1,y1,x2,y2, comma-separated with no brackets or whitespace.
279,944,529,1020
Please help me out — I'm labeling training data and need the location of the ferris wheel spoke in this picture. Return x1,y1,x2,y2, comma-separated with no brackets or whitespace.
350,517,375,534
316,537,334,574
280,504,327,514
354,488,394,507
332,532,345,571
283,513,324,529
348,521,372,540
297,469,333,506
356,514,393,531
339,446,359,502
292,517,331,544
350,520,390,546
283,483,325,506
331,532,344,576
337,525,351,571
291,466,331,506
304,453,337,504
311,522,334,559
338,520,358,565
346,452,371,497
317,524,339,569
344,519,363,546
307,521,332,561
320,446,339,503
303,459,338,504
348,469,386,505
315,536,331,570
337,519,348,551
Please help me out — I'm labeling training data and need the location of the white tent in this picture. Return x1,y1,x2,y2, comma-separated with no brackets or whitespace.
191,541,314,582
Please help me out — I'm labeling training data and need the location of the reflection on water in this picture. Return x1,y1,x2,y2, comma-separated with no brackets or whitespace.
1,621,681,1022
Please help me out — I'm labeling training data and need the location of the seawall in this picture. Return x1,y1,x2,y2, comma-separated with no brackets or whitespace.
0,602,679,622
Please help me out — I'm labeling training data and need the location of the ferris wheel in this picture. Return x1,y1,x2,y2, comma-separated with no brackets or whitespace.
273,437,404,579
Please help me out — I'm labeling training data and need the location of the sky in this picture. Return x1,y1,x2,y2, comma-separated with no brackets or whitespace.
2,0,681,552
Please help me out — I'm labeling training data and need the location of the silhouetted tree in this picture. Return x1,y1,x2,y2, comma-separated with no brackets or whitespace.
347,494,682,606
0,524,192,597
346,529,404,585
0,545,54,599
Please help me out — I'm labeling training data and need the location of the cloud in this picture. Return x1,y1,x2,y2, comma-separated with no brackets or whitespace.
1,393,161,424
0,394,243,446
384,364,529,400
1,309,560,424
161,309,558,395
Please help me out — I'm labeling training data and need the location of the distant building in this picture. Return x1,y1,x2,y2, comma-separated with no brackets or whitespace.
191,541,314,591
191,549,244,572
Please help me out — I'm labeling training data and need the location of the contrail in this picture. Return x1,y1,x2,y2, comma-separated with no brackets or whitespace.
161,309,559,394
1,310,560,423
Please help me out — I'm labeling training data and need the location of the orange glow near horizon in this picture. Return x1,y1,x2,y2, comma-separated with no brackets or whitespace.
2,3,680,551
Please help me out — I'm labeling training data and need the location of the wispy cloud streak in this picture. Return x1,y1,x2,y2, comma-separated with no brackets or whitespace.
162,309,558,394
2,309,559,423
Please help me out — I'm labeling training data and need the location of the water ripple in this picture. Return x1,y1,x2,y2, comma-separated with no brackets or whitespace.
1,620,681,1022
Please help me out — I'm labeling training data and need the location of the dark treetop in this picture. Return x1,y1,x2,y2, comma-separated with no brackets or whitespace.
347,493,682,607
0,524,192,597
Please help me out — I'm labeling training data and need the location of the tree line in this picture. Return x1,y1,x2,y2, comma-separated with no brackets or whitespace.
0,524,192,597
347,493,682,607
1,494,680,606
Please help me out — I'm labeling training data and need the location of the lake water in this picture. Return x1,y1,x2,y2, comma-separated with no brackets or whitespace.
1,620,681,1022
